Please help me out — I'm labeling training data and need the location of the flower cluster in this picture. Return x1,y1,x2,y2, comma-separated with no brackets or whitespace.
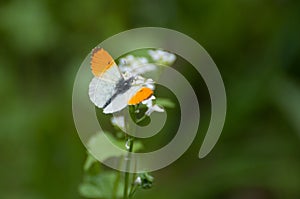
148,49,176,65
117,49,176,117
119,55,156,75
142,96,164,116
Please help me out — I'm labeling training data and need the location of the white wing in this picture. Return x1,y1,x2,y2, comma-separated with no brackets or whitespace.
89,77,116,108
100,63,123,82
103,85,142,114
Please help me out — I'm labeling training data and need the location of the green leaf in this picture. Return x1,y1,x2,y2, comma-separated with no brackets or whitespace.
128,105,137,123
88,132,144,162
79,183,103,198
132,140,144,152
137,116,151,126
84,152,98,172
79,171,123,199
156,98,176,108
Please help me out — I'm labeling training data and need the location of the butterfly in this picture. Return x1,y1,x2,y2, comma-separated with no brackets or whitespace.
88,48,154,113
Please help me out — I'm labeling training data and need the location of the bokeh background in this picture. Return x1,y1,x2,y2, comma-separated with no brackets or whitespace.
1,0,300,198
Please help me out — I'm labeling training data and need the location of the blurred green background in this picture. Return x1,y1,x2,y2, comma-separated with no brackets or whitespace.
1,0,300,198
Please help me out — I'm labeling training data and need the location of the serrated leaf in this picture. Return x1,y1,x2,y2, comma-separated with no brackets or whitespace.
79,171,123,199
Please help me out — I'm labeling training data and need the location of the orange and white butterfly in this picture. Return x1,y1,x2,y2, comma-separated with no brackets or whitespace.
89,48,154,113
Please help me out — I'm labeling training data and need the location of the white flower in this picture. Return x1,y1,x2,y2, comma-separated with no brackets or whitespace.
148,50,176,64
144,78,155,90
134,176,142,185
142,96,164,116
116,53,167,116
119,55,156,75
111,115,125,129
133,76,155,90
145,104,164,116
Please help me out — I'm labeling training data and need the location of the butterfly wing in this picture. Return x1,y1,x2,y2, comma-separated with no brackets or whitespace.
103,85,140,113
89,77,116,108
91,47,122,82
103,86,153,114
89,48,123,108
128,87,153,105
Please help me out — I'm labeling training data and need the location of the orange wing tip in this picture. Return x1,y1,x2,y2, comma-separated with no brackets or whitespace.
90,47,115,77
91,47,102,55
128,87,154,105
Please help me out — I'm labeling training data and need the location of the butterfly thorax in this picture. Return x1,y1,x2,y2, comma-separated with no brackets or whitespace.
103,76,135,109
115,76,135,95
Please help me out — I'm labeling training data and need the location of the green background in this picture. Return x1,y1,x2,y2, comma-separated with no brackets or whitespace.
1,0,300,198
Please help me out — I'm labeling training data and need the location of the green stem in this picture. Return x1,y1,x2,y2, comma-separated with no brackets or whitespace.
128,184,138,198
112,166,121,199
136,114,147,124
123,137,134,199
128,172,137,198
